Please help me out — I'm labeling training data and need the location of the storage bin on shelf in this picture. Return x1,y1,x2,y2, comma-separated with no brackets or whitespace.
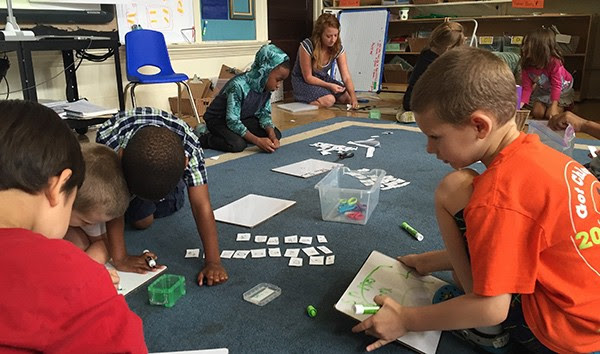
314,167,386,225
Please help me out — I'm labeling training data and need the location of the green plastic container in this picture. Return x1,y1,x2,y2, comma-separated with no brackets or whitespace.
148,274,186,308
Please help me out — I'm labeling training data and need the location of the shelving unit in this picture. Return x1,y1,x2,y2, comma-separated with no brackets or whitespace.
323,2,596,100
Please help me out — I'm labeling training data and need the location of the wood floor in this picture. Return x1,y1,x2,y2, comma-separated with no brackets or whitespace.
271,93,600,140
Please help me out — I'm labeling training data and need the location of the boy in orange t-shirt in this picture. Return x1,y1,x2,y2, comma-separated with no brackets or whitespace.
352,47,600,353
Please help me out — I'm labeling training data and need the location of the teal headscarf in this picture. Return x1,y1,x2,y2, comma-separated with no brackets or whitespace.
246,44,289,92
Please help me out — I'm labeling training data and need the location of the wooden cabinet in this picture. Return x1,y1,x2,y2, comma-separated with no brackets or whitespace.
324,1,595,100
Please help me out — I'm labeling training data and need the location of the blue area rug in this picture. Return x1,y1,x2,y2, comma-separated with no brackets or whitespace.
122,117,595,353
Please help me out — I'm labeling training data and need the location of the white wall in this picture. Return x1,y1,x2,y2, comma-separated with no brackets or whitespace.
2,0,269,111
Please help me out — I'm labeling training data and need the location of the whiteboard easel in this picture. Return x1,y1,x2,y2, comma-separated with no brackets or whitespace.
330,9,389,93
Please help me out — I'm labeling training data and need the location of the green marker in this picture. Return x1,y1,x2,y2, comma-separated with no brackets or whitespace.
307,305,317,318
401,222,424,241
354,304,380,315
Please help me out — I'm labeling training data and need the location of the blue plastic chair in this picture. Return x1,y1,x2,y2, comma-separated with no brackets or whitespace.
123,29,201,124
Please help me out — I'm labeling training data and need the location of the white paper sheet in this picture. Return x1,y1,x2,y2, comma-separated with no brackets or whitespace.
106,263,167,296
272,159,343,178
214,194,296,228
334,251,448,354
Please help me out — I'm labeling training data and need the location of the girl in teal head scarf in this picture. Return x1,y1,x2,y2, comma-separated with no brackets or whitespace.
200,44,290,153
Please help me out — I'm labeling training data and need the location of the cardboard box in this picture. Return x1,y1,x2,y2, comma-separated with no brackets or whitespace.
212,65,241,97
384,64,411,84
407,38,429,53
168,96,213,121
181,77,213,100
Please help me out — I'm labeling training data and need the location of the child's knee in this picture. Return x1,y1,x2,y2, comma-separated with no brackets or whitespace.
131,215,154,230
436,169,478,202
532,102,546,119
229,139,248,152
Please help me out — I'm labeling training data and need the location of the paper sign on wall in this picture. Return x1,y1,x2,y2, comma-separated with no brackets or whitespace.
512,0,544,8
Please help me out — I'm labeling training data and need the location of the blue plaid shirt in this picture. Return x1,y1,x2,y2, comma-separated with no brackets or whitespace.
96,107,208,186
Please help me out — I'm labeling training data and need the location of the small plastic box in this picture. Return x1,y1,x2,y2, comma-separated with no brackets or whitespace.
148,274,186,308
528,120,575,156
314,167,386,225
243,283,281,306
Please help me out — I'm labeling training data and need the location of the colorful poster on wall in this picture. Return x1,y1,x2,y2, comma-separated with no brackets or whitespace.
116,0,194,44
512,0,544,8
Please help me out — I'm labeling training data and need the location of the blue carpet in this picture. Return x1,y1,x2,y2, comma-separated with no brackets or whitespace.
122,118,595,353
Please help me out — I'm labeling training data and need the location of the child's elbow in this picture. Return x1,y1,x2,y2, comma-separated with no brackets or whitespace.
481,295,511,326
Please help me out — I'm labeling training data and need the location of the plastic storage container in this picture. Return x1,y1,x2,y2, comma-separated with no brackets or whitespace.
148,274,186,308
314,167,386,225
527,120,575,156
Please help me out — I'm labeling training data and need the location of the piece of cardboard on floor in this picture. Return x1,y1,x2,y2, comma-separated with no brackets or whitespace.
106,263,167,296
272,158,343,178
335,250,448,354
276,102,319,113
213,194,296,228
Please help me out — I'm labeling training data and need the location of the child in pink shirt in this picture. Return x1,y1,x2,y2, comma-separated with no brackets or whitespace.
520,27,574,120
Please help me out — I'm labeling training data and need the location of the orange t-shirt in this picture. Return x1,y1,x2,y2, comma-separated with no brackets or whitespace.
465,133,600,353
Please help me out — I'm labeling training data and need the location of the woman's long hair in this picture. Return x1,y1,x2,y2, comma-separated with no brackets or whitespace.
310,13,342,71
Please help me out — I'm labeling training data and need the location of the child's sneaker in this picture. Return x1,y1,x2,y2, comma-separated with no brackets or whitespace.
396,110,415,123
432,285,510,354
194,123,207,137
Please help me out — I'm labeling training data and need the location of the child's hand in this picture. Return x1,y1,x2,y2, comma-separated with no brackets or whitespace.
397,254,430,276
352,295,407,352
270,137,280,149
350,98,359,109
255,137,277,153
108,269,120,288
112,254,162,274
197,261,228,286
545,104,560,120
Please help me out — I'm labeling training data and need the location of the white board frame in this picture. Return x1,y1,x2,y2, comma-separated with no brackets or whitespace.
330,8,389,93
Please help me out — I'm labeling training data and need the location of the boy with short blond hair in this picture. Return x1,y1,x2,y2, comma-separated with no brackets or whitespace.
66,143,130,265
353,47,600,353
0,100,146,352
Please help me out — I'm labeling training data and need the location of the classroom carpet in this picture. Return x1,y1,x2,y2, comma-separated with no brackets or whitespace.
122,117,594,354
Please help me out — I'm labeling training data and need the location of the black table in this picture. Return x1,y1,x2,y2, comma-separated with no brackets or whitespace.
0,36,125,111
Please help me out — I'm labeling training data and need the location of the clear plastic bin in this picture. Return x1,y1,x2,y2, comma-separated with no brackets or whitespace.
148,274,186,308
527,120,575,156
314,167,386,225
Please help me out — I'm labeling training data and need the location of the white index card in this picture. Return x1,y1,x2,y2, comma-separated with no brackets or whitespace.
251,249,267,258
284,248,300,258
325,255,335,265
254,235,268,243
366,146,375,158
233,250,250,259
266,237,279,245
288,257,303,267
317,235,328,243
268,248,282,257
589,145,598,158
220,250,235,259
309,256,325,266
302,247,319,256
185,248,200,258
236,233,251,241
284,235,298,244
298,236,312,245
317,245,333,254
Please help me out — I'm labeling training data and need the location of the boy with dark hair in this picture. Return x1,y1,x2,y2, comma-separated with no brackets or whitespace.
97,107,228,286
0,100,146,352
66,143,130,267
352,47,600,353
